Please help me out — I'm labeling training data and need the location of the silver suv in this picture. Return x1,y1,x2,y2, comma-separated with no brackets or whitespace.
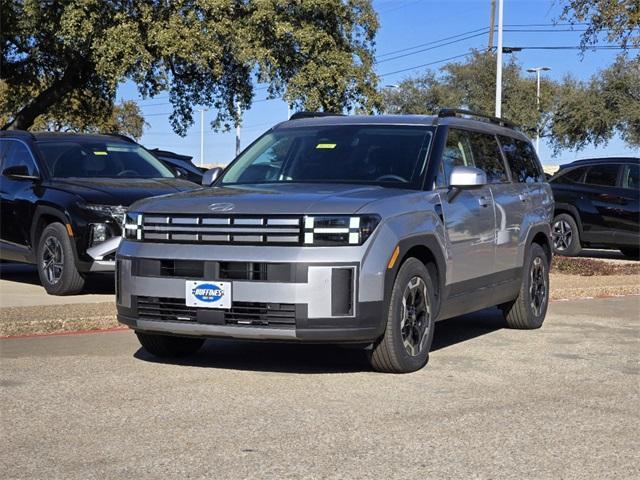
116,109,553,373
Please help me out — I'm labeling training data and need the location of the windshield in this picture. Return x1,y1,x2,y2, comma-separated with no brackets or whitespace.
36,141,174,179
220,125,434,188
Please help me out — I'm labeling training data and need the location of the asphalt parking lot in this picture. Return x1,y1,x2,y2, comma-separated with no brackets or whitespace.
1,295,638,479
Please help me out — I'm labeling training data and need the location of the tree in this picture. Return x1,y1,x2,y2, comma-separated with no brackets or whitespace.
560,0,640,53
1,0,380,133
550,55,640,151
382,50,551,139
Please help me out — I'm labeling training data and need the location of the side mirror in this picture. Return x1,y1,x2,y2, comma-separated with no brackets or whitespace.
201,166,223,187
447,166,486,202
449,166,487,188
2,165,40,181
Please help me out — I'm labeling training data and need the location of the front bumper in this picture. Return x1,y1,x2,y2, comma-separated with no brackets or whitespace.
84,237,121,272
115,242,388,343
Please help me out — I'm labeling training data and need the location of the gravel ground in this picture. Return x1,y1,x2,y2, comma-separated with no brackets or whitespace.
1,296,638,480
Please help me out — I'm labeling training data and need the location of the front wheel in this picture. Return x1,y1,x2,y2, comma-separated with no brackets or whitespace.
551,213,581,256
368,258,436,373
501,243,550,330
136,332,205,358
36,222,85,295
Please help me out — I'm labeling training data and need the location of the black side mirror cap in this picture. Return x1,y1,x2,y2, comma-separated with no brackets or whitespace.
2,165,40,181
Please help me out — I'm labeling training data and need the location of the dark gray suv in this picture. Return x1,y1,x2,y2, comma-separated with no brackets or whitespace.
116,110,554,373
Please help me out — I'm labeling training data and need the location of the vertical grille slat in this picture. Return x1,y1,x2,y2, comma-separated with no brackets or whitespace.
141,215,302,244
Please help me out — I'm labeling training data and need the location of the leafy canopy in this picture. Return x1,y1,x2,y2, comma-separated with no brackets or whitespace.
1,0,380,133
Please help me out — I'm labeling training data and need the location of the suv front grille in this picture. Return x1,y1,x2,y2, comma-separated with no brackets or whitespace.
136,297,297,327
141,215,302,245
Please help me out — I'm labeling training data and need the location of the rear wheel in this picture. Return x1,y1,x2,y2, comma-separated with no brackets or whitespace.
368,258,435,373
36,222,85,295
136,332,205,358
620,247,640,260
501,243,549,330
551,213,581,256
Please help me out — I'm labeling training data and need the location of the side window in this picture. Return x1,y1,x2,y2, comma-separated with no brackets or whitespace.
584,164,619,187
621,164,639,190
436,128,474,187
498,136,544,183
468,131,508,183
0,140,10,169
551,167,586,184
1,140,38,176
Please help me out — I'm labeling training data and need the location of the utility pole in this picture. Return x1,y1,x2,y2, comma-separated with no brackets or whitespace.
235,100,241,156
494,0,504,118
488,0,496,50
198,108,206,168
527,66,551,153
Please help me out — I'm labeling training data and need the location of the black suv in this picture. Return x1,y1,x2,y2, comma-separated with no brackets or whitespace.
550,157,639,259
0,131,197,295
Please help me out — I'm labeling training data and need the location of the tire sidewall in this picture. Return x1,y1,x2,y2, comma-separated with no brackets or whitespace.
387,259,436,372
522,243,550,327
552,213,581,256
37,223,81,295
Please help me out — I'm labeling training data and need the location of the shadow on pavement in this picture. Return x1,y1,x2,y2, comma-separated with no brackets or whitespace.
0,262,115,294
134,307,506,374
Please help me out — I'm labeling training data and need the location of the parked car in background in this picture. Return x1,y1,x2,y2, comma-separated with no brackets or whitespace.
148,148,206,184
0,131,198,295
549,157,639,259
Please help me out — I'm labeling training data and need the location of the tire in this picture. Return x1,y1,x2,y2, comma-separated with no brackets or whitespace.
136,332,205,358
619,247,640,260
501,243,549,330
551,213,581,256
36,222,85,295
368,258,436,374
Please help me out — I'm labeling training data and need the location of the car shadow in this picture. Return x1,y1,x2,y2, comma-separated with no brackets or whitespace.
134,307,506,374
0,262,115,294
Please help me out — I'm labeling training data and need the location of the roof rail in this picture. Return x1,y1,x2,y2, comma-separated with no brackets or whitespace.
289,111,344,121
438,108,517,129
106,132,136,143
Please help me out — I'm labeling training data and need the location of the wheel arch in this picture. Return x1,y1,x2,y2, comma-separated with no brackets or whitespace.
554,202,584,235
525,223,553,265
31,206,78,262
391,235,446,319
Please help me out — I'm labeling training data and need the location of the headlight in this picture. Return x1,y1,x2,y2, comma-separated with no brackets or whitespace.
304,215,380,246
123,212,143,240
81,204,128,228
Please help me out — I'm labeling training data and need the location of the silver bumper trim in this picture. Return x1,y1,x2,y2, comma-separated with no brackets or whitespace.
136,319,297,340
89,260,116,272
86,236,121,261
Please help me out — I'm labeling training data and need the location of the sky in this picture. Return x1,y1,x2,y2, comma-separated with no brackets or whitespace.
117,0,637,167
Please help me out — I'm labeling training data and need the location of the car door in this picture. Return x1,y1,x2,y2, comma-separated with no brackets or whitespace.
497,135,551,259
0,139,41,259
613,163,639,246
438,128,496,288
581,163,623,244
468,132,523,276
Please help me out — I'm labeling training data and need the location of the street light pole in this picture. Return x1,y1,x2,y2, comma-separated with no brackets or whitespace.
235,100,241,157
198,108,206,168
526,66,551,153
494,0,504,117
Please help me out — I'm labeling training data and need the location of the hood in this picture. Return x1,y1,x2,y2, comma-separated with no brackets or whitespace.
131,183,415,215
50,177,197,206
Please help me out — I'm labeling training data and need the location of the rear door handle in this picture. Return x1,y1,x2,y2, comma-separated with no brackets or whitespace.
518,193,529,203
478,196,490,208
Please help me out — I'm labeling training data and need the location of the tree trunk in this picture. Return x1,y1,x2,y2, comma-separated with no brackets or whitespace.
3,68,78,131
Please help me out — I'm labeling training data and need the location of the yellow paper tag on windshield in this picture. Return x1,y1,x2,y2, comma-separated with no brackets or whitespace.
93,151,108,156
316,143,336,149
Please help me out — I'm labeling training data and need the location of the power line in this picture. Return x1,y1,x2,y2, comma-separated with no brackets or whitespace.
376,31,489,64
379,51,475,77
377,26,489,58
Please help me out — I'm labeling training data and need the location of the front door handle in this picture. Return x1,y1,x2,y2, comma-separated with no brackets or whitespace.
478,196,490,208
